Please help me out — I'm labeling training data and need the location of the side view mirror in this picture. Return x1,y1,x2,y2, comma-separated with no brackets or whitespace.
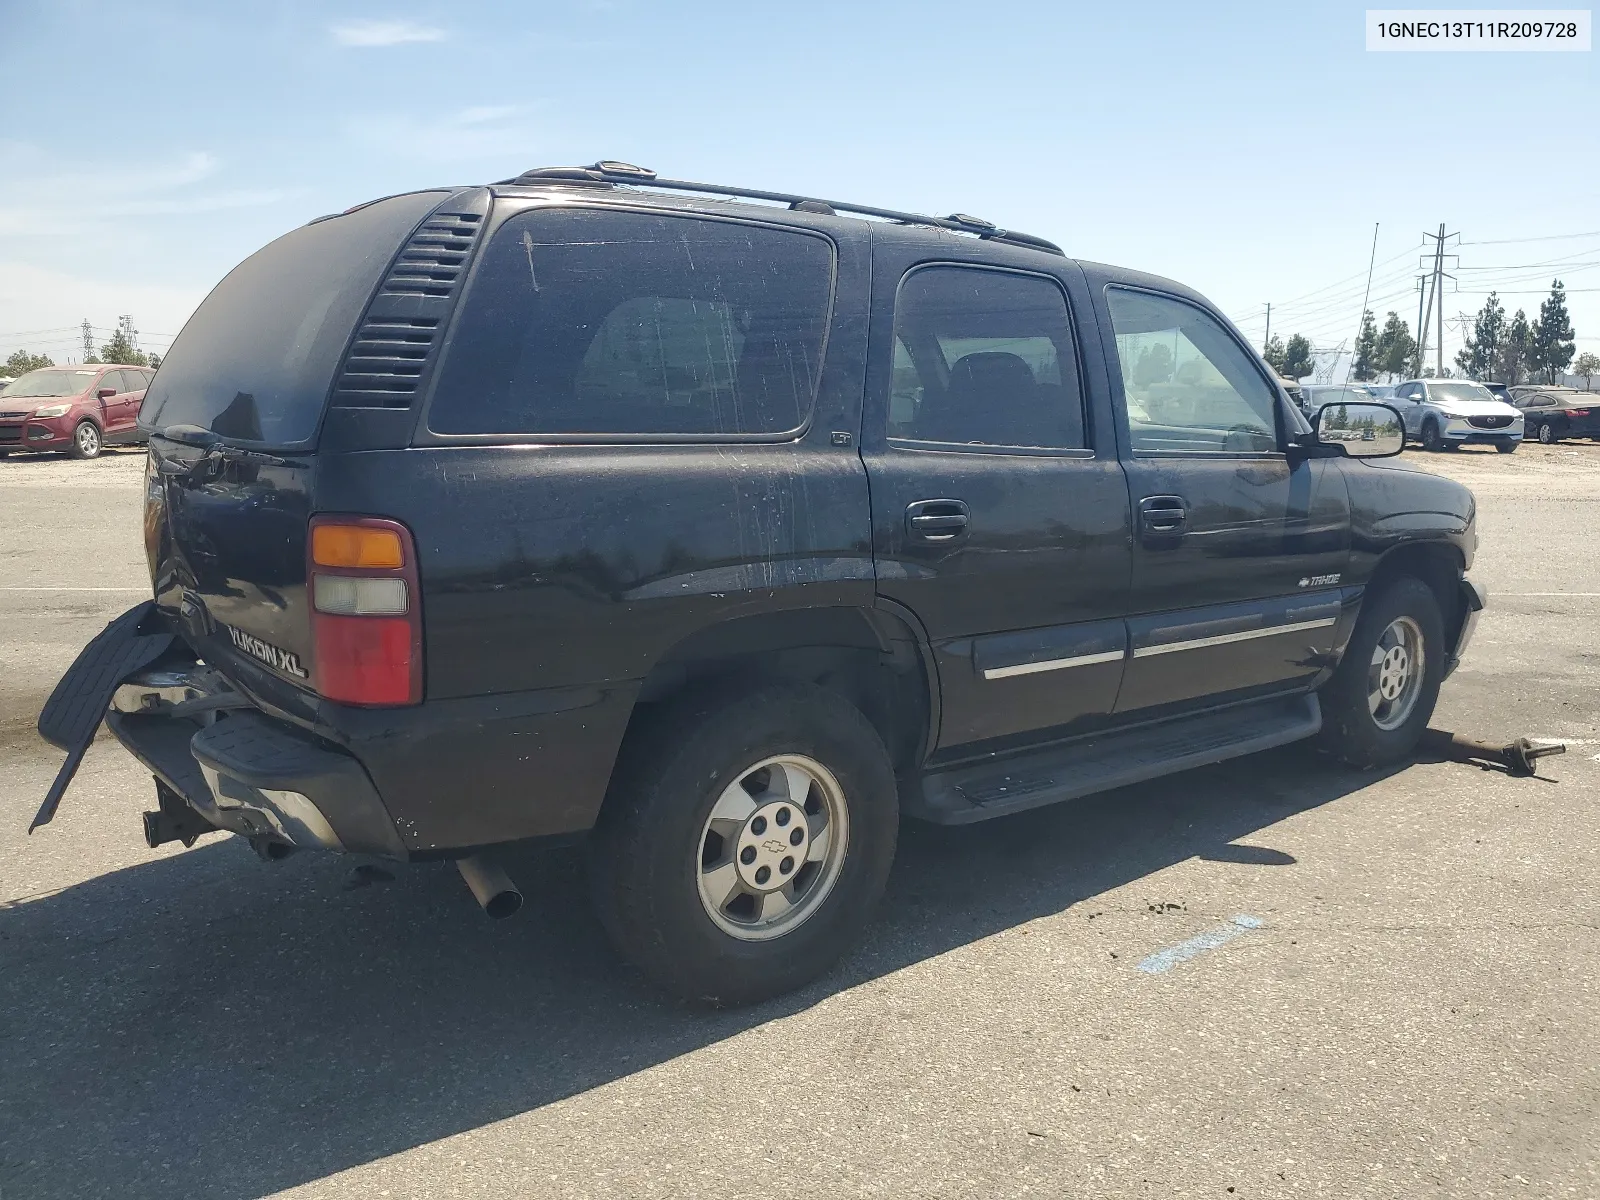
1313,401,1404,458
97,387,116,399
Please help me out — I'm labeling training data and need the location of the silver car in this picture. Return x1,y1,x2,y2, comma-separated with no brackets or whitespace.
1391,379,1523,453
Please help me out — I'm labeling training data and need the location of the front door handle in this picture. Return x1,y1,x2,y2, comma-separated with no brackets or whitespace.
906,499,970,541
1138,494,1187,538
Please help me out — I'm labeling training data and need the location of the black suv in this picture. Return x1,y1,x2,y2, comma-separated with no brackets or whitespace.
36,163,1485,1004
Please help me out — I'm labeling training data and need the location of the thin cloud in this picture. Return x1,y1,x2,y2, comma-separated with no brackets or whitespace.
342,105,540,162
0,149,294,239
330,19,447,47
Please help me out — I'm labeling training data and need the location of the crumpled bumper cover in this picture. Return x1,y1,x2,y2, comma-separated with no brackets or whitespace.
33,601,406,858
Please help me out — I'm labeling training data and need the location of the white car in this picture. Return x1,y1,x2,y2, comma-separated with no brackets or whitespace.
1391,379,1524,453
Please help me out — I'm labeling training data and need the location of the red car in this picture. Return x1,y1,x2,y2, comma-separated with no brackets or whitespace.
0,364,154,459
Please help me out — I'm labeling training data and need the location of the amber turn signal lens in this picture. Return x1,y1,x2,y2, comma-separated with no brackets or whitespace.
311,524,404,569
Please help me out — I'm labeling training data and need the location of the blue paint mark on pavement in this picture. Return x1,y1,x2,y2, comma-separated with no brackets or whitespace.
1136,914,1265,975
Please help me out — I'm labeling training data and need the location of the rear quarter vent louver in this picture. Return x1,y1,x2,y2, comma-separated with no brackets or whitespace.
331,196,488,410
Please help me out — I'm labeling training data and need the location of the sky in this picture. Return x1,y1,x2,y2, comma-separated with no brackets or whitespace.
2,0,1597,377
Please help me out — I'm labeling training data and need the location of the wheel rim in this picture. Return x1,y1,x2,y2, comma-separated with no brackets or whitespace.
696,754,849,942
1538,424,1555,443
77,424,98,455
1367,615,1425,732
1423,423,1439,449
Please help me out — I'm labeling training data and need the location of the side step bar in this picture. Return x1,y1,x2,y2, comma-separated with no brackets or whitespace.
907,693,1321,825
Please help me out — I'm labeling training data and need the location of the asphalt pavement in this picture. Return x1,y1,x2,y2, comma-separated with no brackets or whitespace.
1,442,1596,1199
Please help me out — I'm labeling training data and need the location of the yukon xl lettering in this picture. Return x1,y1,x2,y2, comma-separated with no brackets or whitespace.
34,163,1484,1004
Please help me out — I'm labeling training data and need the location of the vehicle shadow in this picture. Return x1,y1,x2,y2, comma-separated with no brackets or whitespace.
0,743,1400,1200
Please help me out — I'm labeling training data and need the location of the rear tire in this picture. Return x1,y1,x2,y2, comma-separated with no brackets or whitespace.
1535,423,1556,444
67,421,101,460
589,682,898,1005
1317,576,1445,767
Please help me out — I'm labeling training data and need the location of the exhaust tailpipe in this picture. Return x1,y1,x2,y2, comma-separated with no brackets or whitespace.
455,855,523,919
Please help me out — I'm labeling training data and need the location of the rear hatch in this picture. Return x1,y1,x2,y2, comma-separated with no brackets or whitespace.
141,188,465,715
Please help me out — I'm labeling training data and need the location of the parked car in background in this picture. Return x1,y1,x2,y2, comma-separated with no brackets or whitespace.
0,376,15,393
1299,383,1380,418
0,364,154,458
1391,378,1523,452
1509,386,1600,443
1482,382,1514,404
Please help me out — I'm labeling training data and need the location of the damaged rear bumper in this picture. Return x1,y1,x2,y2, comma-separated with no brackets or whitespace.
107,663,407,858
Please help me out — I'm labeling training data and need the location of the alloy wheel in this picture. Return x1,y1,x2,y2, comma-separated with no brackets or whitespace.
1368,615,1425,731
76,423,99,457
696,754,849,941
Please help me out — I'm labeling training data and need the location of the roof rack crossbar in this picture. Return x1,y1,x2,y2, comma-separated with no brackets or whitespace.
504,163,1064,255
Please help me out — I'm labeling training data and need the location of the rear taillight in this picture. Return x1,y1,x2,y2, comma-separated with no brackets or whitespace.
1572,409,1590,417
308,516,422,706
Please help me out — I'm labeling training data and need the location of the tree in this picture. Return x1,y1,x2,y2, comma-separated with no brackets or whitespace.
1133,343,1174,387
1455,292,1506,380
1374,312,1416,380
1351,310,1379,381
1572,351,1600,388
1496,309,1533,385
4,349,54,376
1530,279,1576,384
97,329,148,367
1262,334,1286,374
1281,334,1315,381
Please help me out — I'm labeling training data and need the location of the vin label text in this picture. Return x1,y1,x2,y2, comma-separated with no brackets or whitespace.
1367,9,1591,49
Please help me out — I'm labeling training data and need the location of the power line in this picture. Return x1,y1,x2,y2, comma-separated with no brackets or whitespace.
1459,230,1600,247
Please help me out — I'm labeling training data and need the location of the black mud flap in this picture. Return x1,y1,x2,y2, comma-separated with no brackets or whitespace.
31,601,174,833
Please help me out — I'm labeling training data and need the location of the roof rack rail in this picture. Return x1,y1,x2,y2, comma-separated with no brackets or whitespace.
498,162,1065,256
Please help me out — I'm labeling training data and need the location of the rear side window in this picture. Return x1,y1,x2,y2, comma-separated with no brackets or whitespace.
139,191,447,447
1106,287,1279,453
888,266,1086,449
427,209,834,437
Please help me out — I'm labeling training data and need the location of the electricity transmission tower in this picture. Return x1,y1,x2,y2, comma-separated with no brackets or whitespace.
1415,225,1459,376
81,320,94,362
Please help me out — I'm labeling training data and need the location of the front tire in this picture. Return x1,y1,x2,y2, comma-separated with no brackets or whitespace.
68,421,101,460
590,683,898,1005
1317,576,1445,766
1497,440,1519,454
1421,419,1445,452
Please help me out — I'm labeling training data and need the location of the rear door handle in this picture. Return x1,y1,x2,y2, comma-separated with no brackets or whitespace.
1138,494,1187,537
906,499,970,541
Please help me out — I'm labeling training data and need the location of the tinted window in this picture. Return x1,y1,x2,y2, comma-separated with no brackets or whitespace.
140,190,447,446
888,266,1085,449
110,371,139,393
428,209,834,437
1107,288,1278,453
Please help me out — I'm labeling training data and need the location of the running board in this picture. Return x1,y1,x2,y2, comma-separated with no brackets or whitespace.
907,693,1321,825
